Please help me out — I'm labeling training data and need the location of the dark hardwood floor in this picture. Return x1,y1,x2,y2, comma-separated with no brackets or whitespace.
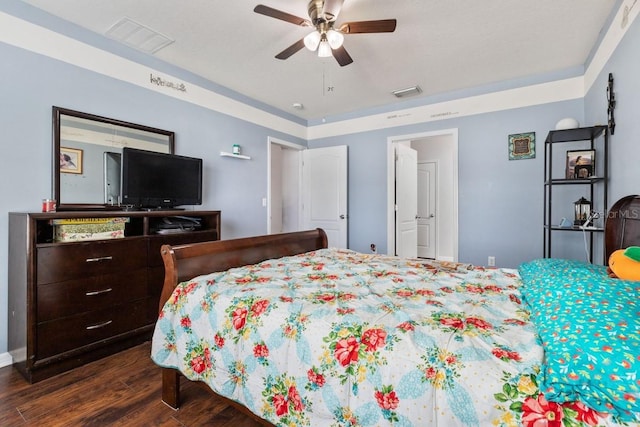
0,342,263,426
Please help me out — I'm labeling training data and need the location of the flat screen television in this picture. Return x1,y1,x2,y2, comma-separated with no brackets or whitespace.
121,147,203,209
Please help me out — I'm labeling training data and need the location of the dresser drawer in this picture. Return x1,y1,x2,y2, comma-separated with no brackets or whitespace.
36,299,149,359
37,239,147,285
37,269,148,322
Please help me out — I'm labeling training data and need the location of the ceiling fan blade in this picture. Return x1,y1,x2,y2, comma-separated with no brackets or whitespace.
332,45,353,67
275,39,306,60
254,5,312,27
322,0,345,21
339,19,397,34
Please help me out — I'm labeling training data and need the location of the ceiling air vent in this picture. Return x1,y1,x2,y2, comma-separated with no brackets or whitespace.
106,17,174,54
392,85,422,98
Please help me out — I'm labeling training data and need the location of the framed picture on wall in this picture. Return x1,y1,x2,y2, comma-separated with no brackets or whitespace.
566,149,595,179
508,132,535,160
60,147,83,174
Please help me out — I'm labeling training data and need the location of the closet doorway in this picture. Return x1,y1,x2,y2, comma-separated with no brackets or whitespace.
267,138,303,235
267,138,348,248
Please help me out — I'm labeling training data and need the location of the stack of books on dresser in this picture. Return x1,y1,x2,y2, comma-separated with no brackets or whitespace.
52,217,129,242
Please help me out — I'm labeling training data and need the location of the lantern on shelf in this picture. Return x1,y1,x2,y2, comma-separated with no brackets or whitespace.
574,197,592,226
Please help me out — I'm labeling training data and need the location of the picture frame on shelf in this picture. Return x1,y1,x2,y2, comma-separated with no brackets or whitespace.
60,147,83,174
508,132,535,160
565,149,595,179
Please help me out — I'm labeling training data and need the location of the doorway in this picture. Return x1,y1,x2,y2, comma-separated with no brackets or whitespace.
267,139,349,248
387,129,458,261
103,152,121,205
267,137,304,235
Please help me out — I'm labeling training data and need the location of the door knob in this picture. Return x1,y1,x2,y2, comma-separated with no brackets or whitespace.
416,214,434,220
340,214,345,219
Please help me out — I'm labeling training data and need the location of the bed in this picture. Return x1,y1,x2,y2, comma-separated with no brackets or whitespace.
151,197,640,426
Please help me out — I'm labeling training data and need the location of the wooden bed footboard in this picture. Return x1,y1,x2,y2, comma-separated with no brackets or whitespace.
156,228,328,410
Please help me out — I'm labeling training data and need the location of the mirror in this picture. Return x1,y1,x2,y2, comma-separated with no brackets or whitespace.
53,107,174,210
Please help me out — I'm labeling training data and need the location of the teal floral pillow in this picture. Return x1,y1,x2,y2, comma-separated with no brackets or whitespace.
519,258,640,422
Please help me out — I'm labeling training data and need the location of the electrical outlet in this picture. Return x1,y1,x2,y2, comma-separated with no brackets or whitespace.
370,243,377,254
488,256,495,267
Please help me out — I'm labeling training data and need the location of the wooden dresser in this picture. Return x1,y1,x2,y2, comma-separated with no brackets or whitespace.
8,210,221,382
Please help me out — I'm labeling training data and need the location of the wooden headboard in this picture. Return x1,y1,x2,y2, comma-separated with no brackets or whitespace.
605,195,640,261
158,228,328,313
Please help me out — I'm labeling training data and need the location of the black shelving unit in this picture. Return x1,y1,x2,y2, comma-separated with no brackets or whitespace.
543,126,608,263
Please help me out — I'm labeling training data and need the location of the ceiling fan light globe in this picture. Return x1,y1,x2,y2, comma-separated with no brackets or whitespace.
326,29,344,49
303,31,321,51
317,40,332,57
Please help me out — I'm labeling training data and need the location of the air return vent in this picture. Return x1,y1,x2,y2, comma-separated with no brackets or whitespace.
392,85,422,98
106,17,174,54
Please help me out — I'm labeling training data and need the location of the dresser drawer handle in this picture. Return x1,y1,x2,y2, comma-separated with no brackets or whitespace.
85,256,113,263
85,288,113,296
86,320,113,330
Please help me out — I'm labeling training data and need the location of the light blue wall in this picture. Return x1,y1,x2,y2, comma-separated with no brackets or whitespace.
0,3,636,357
585,14,640,203
0,42,304,234
310,99,584,266
0,5,307,356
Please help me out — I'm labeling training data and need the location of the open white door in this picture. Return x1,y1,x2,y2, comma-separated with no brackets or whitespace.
395,144,418,258
302,146,348,248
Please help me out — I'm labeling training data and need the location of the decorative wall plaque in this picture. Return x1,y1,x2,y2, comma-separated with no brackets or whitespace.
607,72,616,135
508,132,535,160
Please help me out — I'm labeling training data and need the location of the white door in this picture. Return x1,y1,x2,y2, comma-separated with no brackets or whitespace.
302,146,348,248
395,144,418,258
417,162,436,258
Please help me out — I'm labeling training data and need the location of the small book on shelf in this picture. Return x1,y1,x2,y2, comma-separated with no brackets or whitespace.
50,217,130,225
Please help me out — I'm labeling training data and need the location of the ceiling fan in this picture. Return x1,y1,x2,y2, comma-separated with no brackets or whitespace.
254,0,397,66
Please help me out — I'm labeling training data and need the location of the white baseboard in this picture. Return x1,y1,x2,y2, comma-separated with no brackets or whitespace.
0,352,13,369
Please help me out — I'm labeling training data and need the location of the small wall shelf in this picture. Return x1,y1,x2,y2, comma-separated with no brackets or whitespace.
220,151,250,160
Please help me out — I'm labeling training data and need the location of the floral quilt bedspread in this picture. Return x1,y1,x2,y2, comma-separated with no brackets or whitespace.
151,249,633,426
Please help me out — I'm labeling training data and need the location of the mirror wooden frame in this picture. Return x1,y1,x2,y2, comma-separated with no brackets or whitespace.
53,107,175,210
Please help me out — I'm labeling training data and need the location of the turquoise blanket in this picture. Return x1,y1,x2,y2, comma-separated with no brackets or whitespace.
519,258,640,423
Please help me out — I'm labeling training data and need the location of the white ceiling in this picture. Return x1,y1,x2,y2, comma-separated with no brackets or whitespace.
21,0,617,121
